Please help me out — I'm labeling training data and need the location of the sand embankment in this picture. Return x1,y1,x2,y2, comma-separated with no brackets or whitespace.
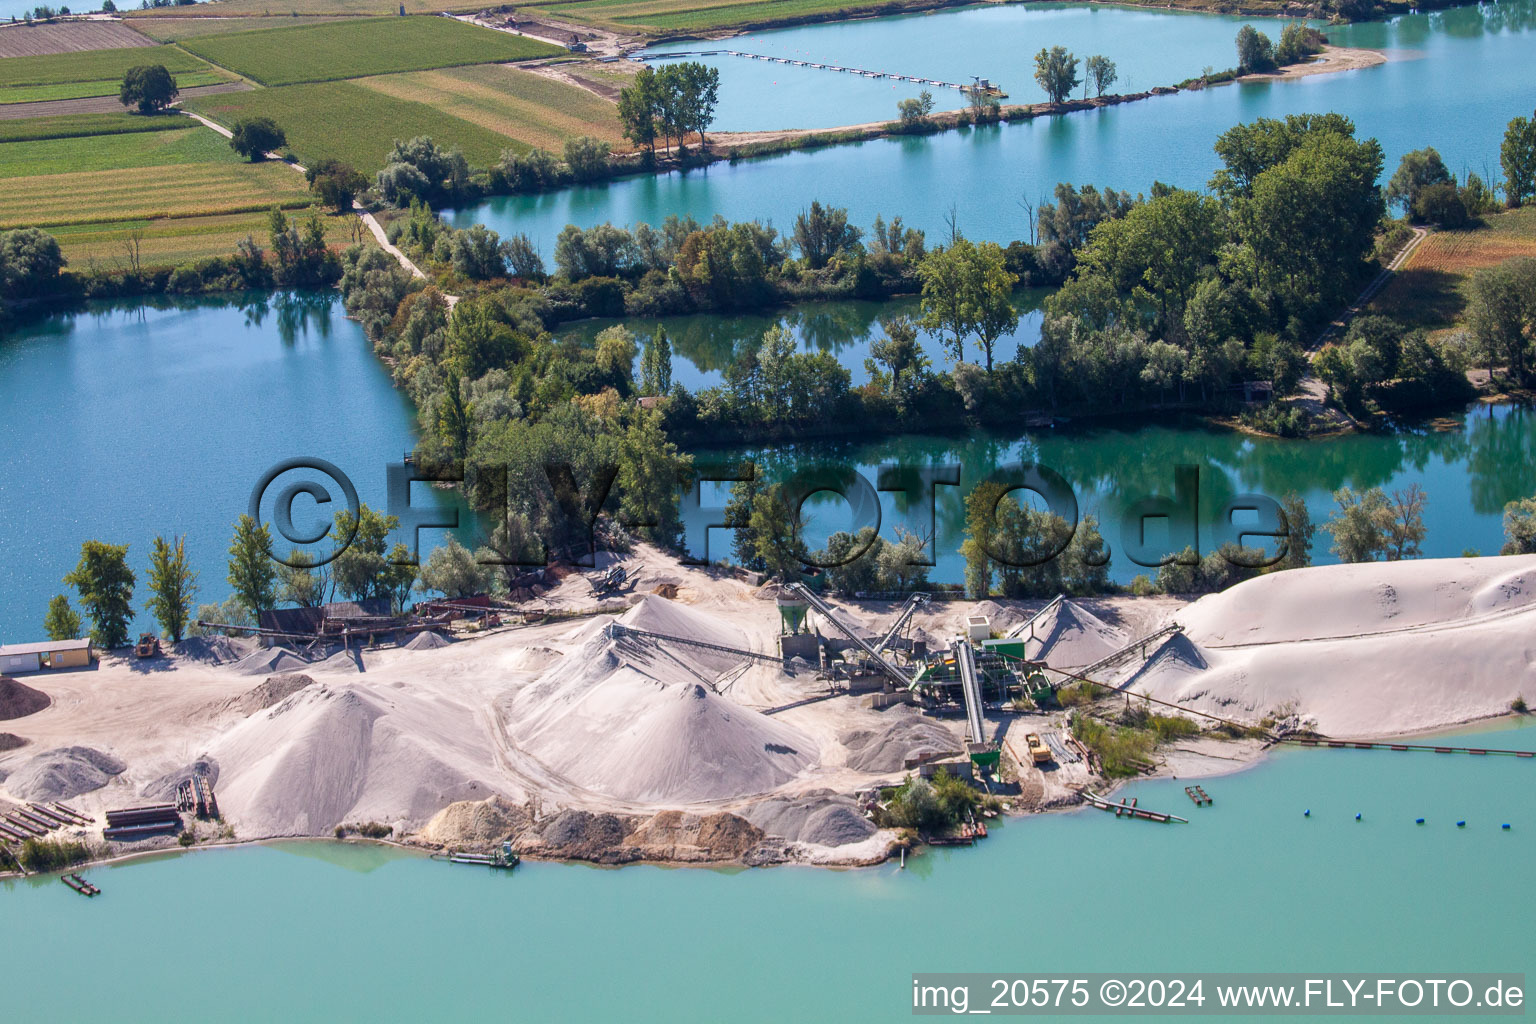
1108,555,1536,736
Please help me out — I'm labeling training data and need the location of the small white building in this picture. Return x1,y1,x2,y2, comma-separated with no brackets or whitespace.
0,638,92,674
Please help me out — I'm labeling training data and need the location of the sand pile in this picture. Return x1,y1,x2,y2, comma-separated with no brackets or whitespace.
0,733,28,752
620,594,754,674
232,673,316,715
1114,632,1208,689
175,636,253,665
230,648,311,676
142,757,219,801
623,810,764,862
0,677,50,720
1130,555,1536,735
5,745,125,801
651,583,679,599
841,707,960,772
744,792,877,847
403,631,452,651
207,682,497,835
310,648,365,673
508,604,815,803
514,809,639,863
970,600,1029,635
419,795,527,846
1019,599,1127,670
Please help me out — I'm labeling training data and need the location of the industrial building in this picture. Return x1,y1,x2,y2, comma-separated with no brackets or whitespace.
0,638,92,674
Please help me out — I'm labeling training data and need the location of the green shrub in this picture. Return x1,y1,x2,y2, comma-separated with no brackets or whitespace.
1514,696,1529,714
20,837,91,872
1070,712,1155,778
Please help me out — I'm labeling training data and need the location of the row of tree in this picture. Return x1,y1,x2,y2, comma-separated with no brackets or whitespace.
618,62,721,158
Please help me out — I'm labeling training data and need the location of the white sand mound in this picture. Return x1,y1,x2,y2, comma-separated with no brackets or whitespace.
310,648,365,673
207,682,498,835
744,792,877,846
403,630,452,651
508,611,815,804
175,636,254,665
1177,556,1536,647
841,707,960,772
5,745,125,801
231,674,315,715
619,594,754,675
1019,599,1127,670
230,647,311,676
1130,555,1536,735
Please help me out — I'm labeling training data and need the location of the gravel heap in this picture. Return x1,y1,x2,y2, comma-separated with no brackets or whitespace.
0,677,50,721
5,745,126,801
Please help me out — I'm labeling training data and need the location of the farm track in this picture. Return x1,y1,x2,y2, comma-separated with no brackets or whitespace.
0,81,251,121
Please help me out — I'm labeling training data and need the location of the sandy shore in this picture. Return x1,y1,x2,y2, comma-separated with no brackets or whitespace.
3,549,1531,872
1240,45,1388,82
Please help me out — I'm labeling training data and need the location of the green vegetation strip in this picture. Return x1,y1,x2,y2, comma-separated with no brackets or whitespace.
186,80,515,174
0,70,228,105
0,161,314,229
0,127,243,179
178,16,564,87
0,112,187,143
0,44,208,87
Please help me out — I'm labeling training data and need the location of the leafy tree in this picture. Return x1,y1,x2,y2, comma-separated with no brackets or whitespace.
1467,256,1536,384
374,137,469,206
276,551,325,607
63,540,136,648
146,534,197,641
227,514,277,615
0,227,66,296
495,147,562,192
1323,486,1424,562
1274,22,1323,65
618,65,662,157
119,64,177,114
1386,147,1453,215
330,504,401,602
1278,491,1315,569
594,324,638,386
1501,111,1536,208
446,224,509,280
1412,181,1469,229
415,535,490,598
1503,496,1536,555
1384,483,1428,561
305,158,367,213
865,314,929,401
1235,25,1275,73
1033,46,1080,105
640,325,672,396
917,238,1017,370
746,484,806,581
44,594,81,641
1084,54,1117,98
793,200,862,270
617,408,690,544
897,90,934,125
502,232,545,281
563,135,612,181
968,240,1020,371
230,116,285,161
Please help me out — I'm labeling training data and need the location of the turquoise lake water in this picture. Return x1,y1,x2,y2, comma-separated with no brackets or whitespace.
5,716,1533,1021
690,402,1536,580
450,0,1536,249
0,293,465,639
645,4,1268,131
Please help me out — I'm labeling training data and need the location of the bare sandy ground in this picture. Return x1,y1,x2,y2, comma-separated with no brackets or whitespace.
3,548,1529,866
1241,45,1388,82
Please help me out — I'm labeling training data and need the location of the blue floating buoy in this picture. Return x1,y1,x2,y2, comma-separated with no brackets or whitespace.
1416,818,1425,824
1503,823,1512,830
1304,809,1311,817
1355,813,1362,820
1457,820,1466,828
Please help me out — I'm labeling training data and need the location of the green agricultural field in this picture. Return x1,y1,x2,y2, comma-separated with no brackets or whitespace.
0,126,243,179
0,44,210,87
186,80,517,173
0,160,314,229
534,0,915,30
0,111,188,143
0,69,229,105
358,64,621,155
128,0,479,17
178,16,564,87
129,15,356,42
50,207,365,271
